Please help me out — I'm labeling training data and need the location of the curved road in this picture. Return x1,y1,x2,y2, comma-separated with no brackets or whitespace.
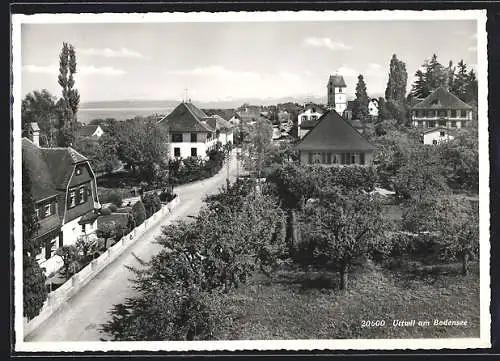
26,151,242,342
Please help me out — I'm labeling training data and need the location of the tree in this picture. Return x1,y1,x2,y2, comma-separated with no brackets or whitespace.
23,255,48,320
57,42,80,147
142,192,162,218
115,118,169,183
394,146,449,202
303,188,388,290
411,54,448,99
352,74,370,121
73,134,120,174
132,200,147,226
465,69,478,103
56,245,81,277
385,54,408,103
402,196,479,275
410,69,430,99
21,90,59,146
242,118,274,177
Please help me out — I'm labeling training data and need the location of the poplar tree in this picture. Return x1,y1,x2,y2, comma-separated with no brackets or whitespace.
384,54,408,104
57,42,80,147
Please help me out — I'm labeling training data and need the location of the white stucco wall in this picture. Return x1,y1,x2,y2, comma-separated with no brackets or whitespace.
93,126,104,137
169,132,218,159
368,100,379,117
334,88,347,115
423,130,454,145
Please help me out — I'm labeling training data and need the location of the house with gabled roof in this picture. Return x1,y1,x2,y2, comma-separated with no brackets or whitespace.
159,101,220,159
22,123,101,276
296,110,376,166
76,124,104,139
411,87,473,130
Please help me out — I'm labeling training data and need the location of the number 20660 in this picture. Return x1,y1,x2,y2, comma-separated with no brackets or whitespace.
361,320,386,327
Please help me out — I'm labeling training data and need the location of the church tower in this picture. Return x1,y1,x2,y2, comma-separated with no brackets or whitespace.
327,73,347,115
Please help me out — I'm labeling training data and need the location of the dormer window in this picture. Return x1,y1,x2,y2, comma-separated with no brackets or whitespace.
75,166,82,176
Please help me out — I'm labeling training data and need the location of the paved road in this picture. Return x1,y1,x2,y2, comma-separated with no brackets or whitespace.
26,150,243,342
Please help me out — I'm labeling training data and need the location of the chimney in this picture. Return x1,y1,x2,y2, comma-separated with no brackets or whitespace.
29,122,40,147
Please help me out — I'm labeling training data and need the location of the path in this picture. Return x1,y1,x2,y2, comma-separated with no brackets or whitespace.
26,150,242,342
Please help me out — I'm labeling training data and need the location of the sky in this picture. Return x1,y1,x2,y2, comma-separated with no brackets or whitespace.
19,18,478,104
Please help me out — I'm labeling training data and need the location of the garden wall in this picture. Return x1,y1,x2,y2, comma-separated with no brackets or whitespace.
23,195,181,340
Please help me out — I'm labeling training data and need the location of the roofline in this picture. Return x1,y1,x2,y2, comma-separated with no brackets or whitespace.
35,194,58,204
299,110,376,149
421,127,454,134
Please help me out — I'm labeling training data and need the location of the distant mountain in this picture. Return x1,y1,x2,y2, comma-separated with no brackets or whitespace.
81,95,330,110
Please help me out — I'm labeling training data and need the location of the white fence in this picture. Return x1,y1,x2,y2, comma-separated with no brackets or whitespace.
23,196,181,339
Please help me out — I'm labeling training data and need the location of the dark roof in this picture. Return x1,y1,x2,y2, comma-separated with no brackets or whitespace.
205,115,233,131
78,210,100,224
159,102,214,133
202,108,235,121
97,213,131,228
22,138,90,201
328,74,347,88
297,110,376,152
22,138,58,200
76,125,101,137
300,119,320,129
412,87,473,110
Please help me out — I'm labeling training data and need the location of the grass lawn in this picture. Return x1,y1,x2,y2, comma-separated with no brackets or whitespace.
215,261,480,340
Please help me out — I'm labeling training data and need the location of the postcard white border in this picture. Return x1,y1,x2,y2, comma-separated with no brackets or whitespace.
12,9,490,352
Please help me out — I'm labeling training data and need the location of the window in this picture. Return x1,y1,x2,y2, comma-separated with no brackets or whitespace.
451,109,457,118
351,153,356,164
311,115,318,121
35,207,40,220
327,152,332,164
451,121,457,128
418,121,424,127
432,140,438,145
308,153,313,164
440,131,445,137
329,87,333,94
322,153,327,164
171,133,182,142
360,153,365,165
174,147,181,157
78,187,86,205
45,240,55,260
44,203,51,217
338,88,342,93
191,148,197,157
190,133,197,142
438,120,447,127
460,110,467,118
68,190,76,208
75,166,82,176
81,224,86,233
301,115,307,122
427,120,435,128
437,110,446,117
427,110,436,118
207,132,212,140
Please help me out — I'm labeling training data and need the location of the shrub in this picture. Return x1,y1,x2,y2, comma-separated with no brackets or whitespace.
142,192,162,218
23,254,48,320
107,192,123,207
108,204,118,213
132,200,147,226
159,191,176,203
100,207,112,216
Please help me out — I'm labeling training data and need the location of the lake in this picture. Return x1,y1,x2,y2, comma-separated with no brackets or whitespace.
78,107,174,124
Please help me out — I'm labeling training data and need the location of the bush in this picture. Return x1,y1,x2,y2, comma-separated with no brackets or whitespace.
100,207,112,216
132,200,147,226
23,254,48,320
108,204,118,213
142,192,162,218
159,191,176,203
107,192,123,207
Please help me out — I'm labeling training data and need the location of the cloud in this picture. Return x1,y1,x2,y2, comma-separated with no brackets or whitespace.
280,71,301,82
79,47,144,58
22,65,58,74
165,65,260,80
23,64,126,76
336,66,358,76
468,46,477,51
303,37,352,50
366,63,385,76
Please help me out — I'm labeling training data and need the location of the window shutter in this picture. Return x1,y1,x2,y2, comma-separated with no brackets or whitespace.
360,153,365,165
308,153,313,164
50,201,56,215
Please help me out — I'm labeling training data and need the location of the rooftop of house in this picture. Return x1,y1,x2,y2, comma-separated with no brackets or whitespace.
205,114,233,131
412,87,473,110
297,110,376,152
22,137,90,201
76,124,102,138
421,126,457,135
158,101,215,133
202,108,235,121
328,74,347,88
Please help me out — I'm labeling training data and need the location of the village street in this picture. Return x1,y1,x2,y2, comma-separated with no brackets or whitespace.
26,150,242,342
